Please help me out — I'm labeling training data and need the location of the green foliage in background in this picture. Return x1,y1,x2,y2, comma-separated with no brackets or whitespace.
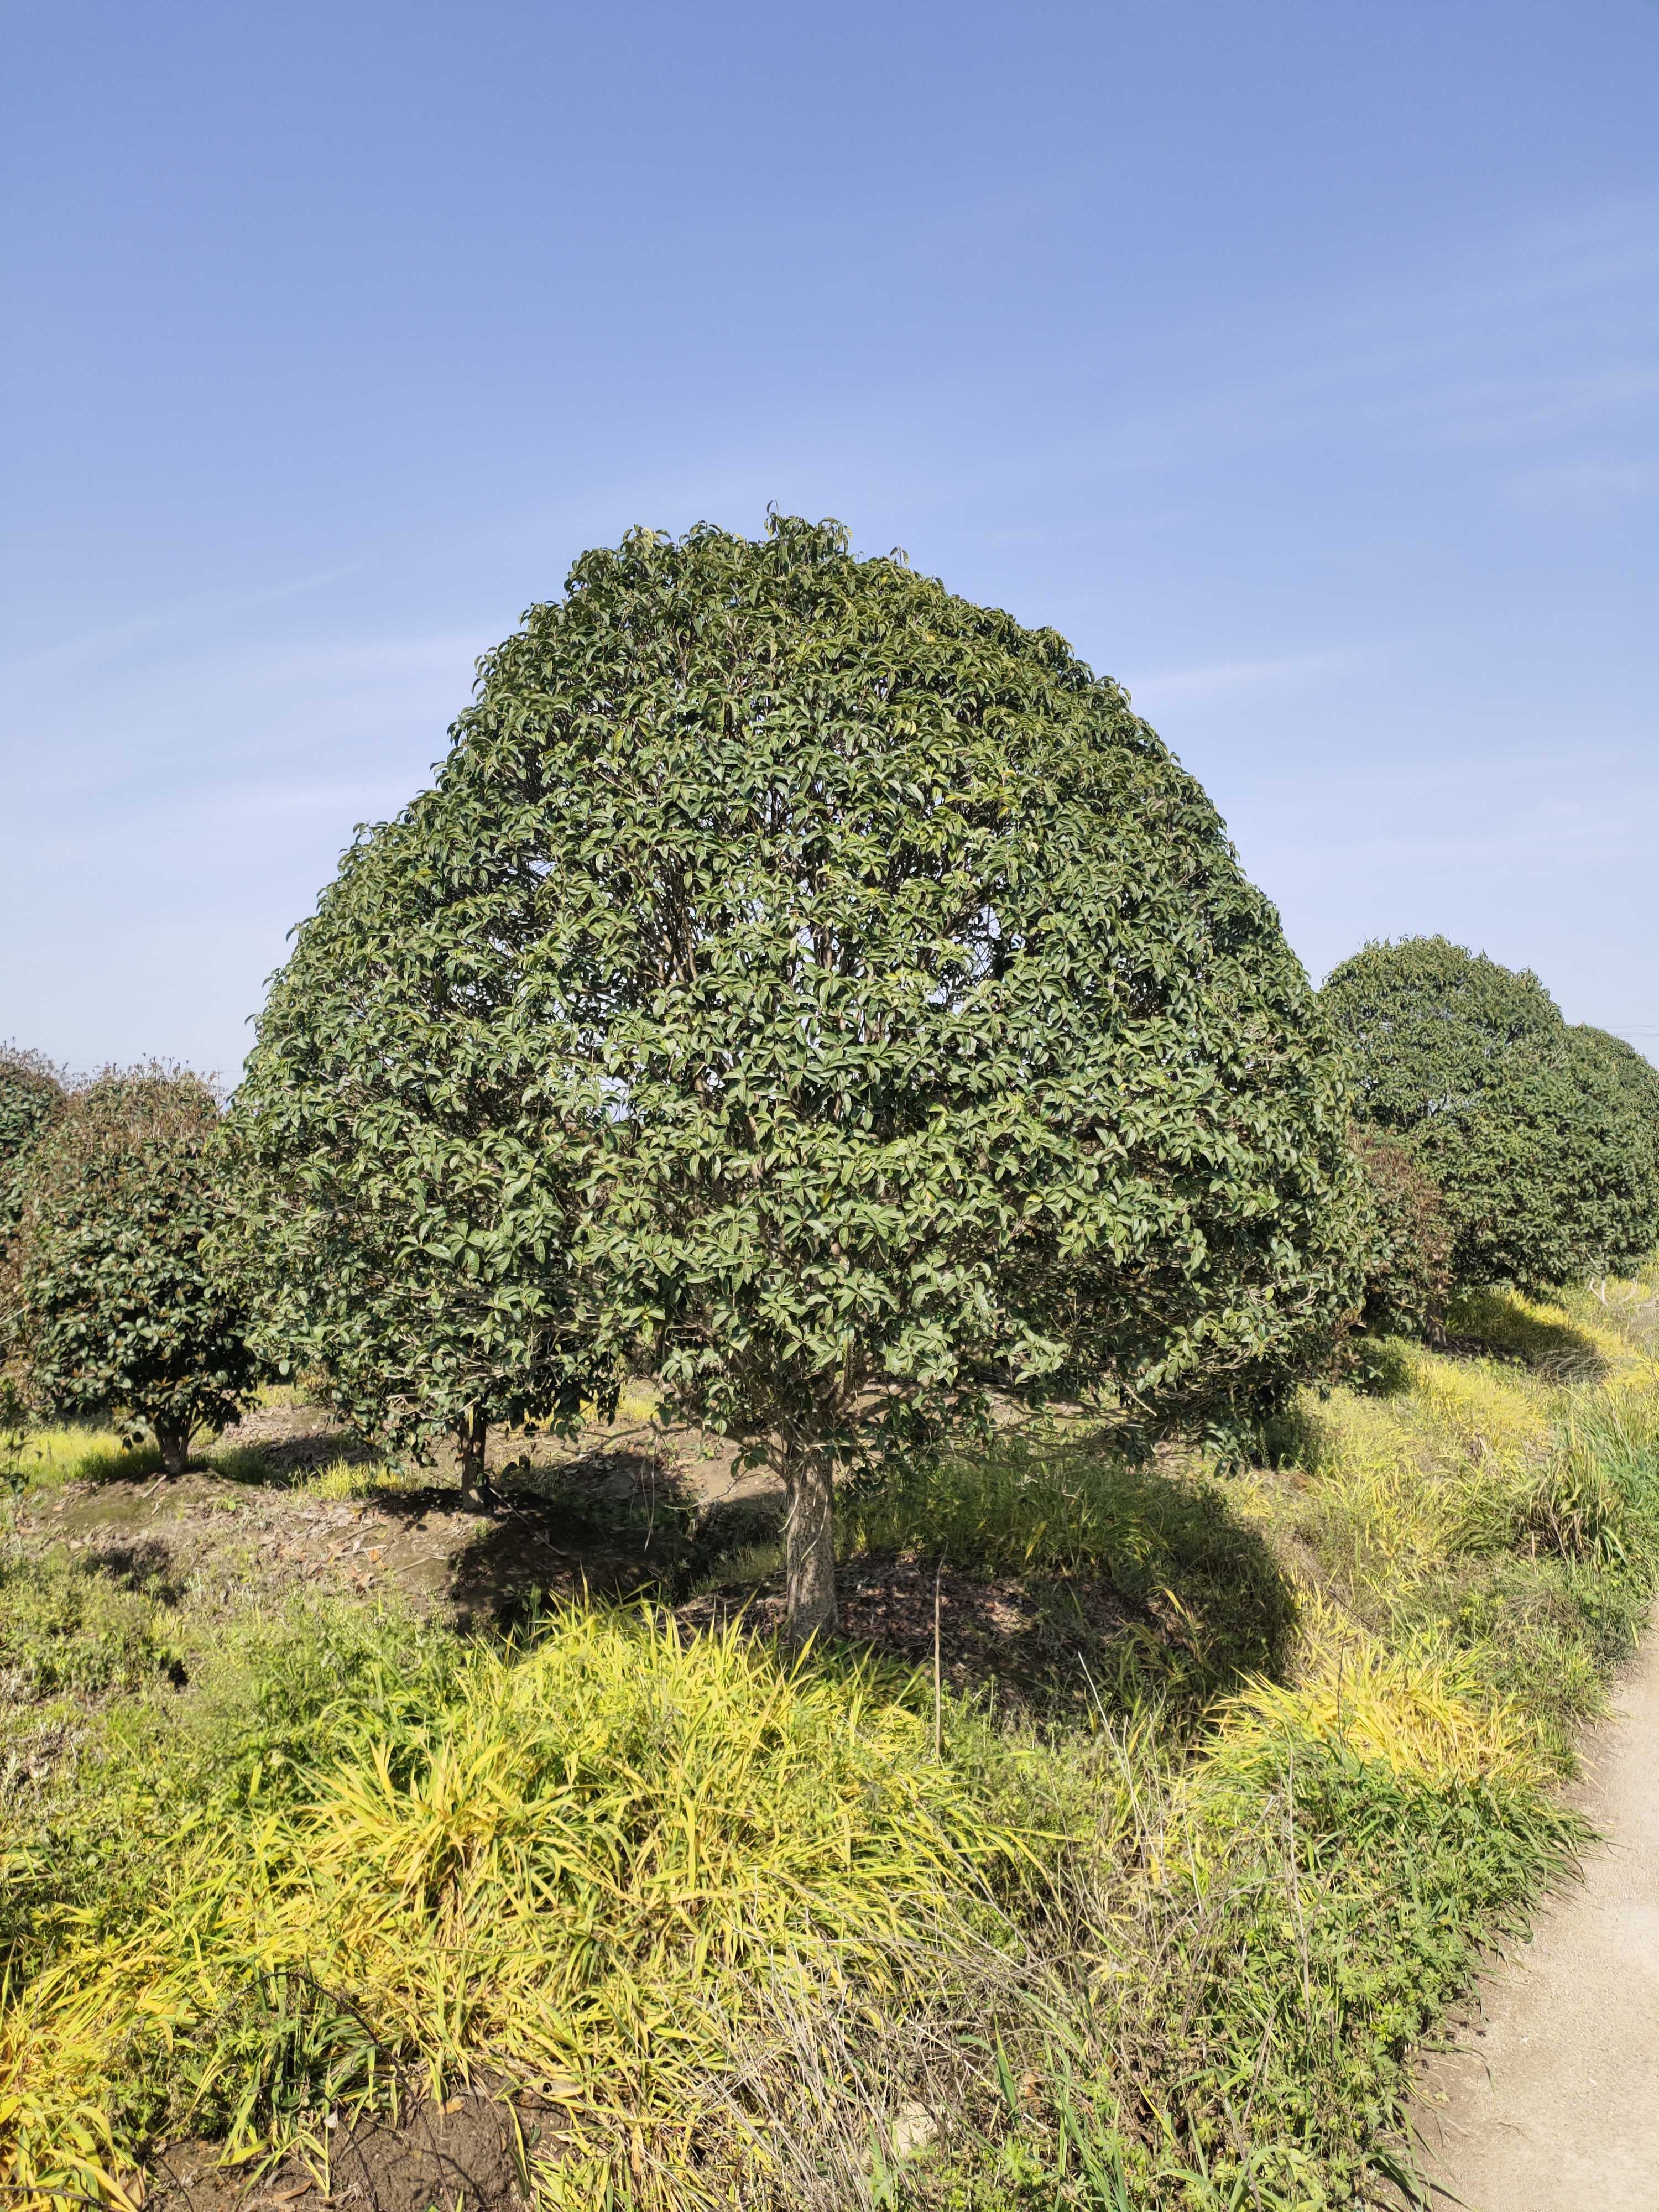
8,1067,260,1472
1324,935,1659,1290
233,515,1364,1634
0,1047,64,1251
1573,1020,1659,1232
1352,1126,1455,1342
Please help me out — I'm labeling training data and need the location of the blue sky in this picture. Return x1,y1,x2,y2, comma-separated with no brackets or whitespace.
4,0,1657,1081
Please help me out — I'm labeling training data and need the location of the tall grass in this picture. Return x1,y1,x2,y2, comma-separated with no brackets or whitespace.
4,1277,1659,2208
0,1602,1070,2209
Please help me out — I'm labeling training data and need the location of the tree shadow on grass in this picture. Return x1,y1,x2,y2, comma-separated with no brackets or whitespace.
411,1433,1294,1729
684,1440,1296,1729
79,1535,186,1605
1443,1287,1609,1381
207,1428,382,1488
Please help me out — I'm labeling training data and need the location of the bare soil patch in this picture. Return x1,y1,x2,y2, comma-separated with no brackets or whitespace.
680,1547,1145,1714
8,1403,763,1631
147,2086,530,2212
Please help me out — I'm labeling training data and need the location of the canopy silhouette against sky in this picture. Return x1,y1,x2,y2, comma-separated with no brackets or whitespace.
3,0,1656,1078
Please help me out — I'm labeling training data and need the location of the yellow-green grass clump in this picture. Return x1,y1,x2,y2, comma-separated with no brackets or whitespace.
1,1603,1050,2209
300,1456,420,1503
1234,1276,1659,1775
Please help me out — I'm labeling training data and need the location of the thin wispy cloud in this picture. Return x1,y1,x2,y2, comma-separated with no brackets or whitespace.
1504,458,1659,513
971,197,1659,496
0,562,367,685
1125,652,1357,706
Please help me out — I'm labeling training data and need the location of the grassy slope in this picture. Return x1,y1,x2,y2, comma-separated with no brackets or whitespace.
2,1267,1657,2210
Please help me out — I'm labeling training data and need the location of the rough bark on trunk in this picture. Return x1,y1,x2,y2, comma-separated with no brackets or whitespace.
782,1434,838,1644
154,1420,190,1477
457,1408,493,1510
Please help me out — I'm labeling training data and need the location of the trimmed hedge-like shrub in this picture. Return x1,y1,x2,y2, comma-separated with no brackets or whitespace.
1324,937,1659,1290
0,1046,64,1248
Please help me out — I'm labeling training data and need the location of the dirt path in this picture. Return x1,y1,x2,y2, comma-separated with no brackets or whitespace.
1409,1605,1659,2210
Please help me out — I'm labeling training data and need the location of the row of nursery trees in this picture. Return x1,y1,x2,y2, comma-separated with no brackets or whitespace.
4,519,1658,1640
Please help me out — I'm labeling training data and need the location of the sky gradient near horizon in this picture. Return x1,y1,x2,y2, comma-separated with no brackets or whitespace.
4,0,1658,1080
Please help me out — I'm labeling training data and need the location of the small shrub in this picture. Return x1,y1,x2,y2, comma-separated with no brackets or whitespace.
0,1550,185,1703
1345,1334,1417,1398
10,1067,260,1473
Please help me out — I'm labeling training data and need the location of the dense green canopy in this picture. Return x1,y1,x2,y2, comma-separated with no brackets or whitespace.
1573,1022,1659,1131
11,1067,260,1472
0,1047,64,1249
219,802,611,1503
1351,1129,1454,1341
1324,937,1659,1290
233,517,1364,1632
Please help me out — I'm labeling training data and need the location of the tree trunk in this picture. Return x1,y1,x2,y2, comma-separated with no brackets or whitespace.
781,1433,838,1644
457,1408,493,1510
154,1419,190,1477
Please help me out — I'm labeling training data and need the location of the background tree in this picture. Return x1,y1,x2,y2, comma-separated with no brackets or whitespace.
221,810,613,1505
11,1066,259,1473
1323,937,1659,1290
1,1046,65,1248
244,517,1364,1635
1352,1129,1454,1340
1571,1024,1659,1245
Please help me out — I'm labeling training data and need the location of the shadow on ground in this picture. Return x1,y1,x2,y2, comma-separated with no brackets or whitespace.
427,1448,701,1627
77,1535,186,1603
1443,1289,1609,1382
681,1443,1295,1724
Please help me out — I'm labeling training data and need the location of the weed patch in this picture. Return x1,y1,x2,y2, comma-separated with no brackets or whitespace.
0,1549,185,1707
1,1602,1062,2207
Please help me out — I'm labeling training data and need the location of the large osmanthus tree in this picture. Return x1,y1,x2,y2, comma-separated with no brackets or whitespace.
1323,936,1659,1290
11,1067,260,1473
233,517,1363,1635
